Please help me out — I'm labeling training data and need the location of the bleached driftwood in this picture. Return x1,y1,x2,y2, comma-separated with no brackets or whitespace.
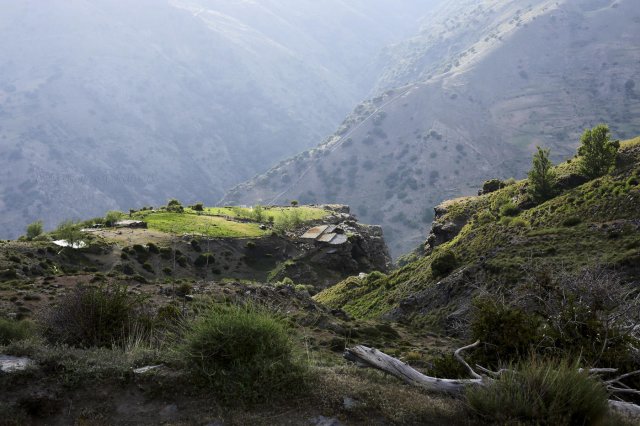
343,342,640,417
343,341,487,394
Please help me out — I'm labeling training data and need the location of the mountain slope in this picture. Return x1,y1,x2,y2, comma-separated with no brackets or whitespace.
0,0,437,239
221,0,640,257
315,137,640,330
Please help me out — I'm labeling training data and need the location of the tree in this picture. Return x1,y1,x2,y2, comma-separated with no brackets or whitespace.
56,220,83,247
527,146,556,203
167,199,184,213
104,210,122,227
252,205,265,222
290,200,299,207
578,124,619,179
26,220,43,240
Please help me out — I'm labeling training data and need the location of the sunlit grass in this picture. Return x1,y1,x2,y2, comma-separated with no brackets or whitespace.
195,206,328,222
142,212,267,238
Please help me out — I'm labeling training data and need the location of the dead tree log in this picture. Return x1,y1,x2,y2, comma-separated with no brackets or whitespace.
344,343,640,417
343,341,488,394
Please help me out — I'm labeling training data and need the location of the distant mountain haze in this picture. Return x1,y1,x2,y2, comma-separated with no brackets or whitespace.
222,0,640,257
0,0,438,238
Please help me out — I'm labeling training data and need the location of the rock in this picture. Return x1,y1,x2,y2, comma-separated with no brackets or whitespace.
133,365,164,374
0,355,33,373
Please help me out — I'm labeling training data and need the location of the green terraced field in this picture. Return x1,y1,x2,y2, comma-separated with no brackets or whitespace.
140,212,267,238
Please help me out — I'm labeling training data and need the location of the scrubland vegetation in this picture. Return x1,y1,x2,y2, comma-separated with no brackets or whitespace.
2,128,639,424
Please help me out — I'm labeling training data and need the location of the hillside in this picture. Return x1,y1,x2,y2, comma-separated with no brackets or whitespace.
0,0,437,240
316,137,640,332
221,0,640,257
0,204,390,295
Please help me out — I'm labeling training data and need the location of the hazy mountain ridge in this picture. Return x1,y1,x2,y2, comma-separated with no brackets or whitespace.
0,0,436,239
222,0,640,256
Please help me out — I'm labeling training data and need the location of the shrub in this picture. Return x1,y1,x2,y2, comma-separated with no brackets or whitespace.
480,179,505,194
179,304,307,403
466,358,609,425
192,202,204,212
476,210,495,225
55,220,83,247
563,216,582,227
194,253,213,267
499,202,519,217
499,216,513,226
509,217,529,228
104,210,122,227
167,199,184,213
0,318,37,345
25,220,43,240
578,124,619,179
471,297,541,366
252,205,265,222
41,284,151,348
431,249,458,277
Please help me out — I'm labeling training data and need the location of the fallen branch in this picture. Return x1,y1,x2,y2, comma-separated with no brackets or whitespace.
343,343,640,417
343,344,488,394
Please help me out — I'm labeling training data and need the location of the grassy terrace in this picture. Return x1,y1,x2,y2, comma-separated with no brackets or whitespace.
130,206,328,238
197,206,328,222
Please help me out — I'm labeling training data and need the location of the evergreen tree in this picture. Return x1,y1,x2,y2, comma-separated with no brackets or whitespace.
578,124,619,179
528,146,556,202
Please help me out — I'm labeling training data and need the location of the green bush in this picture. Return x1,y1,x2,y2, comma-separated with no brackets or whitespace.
431,249,458,277
480,179,506,194
0,318,37,345
104,210,122,227
471,297,541,366
192,202,204,212
466,358,609,425
563,216,582,227
25,220,44,240
499,202,519,217
476,210,495,225
42,284,151,348
509,217,529,228
54,220,84,246
180,304,307,403
167,199,184,213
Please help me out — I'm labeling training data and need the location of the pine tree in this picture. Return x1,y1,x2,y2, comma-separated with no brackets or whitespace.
528,146,556,203
578,124,619,179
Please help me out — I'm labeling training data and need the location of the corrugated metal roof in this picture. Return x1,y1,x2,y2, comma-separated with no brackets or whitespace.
317,233,337,243
301,225,328,239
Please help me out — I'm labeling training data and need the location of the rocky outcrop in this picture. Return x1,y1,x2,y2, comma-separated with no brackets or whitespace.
270,211,392,290
424,204,470,256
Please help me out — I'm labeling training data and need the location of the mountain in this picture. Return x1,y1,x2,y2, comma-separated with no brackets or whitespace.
221,0,640,257
0,0,438,239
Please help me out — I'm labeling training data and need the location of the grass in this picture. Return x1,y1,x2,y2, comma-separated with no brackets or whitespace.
196,206,328,222
128,205,327,238
140,212,268,238
0,318,37,345
466,358,610,425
